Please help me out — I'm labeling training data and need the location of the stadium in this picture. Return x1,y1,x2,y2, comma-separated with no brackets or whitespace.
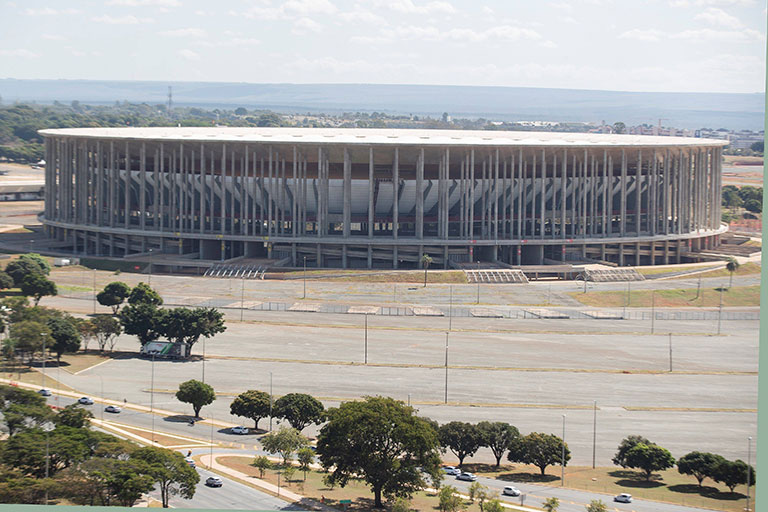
39,127,727,269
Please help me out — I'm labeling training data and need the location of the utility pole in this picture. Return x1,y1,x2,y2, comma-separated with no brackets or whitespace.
668,333,673,372
651,290,655,334
592,401,597,469
444,332,449,404
302,256,307,299
717,284,724,335
561,414,566,486
269,371,273,432
240,276,245,321
746,436,752,512
364,314,368,364
92,270,97,314
448,285,453,331
151,354,155,444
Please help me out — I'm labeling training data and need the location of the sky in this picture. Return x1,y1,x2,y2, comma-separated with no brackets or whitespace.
1,0,766,94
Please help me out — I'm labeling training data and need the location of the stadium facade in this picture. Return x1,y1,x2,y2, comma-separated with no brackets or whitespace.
39,128,727,269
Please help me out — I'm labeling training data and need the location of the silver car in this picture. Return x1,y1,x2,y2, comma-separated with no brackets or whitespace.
441,465,461,476
78,397,94,405
502,486,521,496
614,493,632,503
104,405,121,413
205,476,223,487
456,472,477,482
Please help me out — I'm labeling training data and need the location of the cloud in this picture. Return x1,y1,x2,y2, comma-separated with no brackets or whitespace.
374,0,456,15
671,27,764,41
240,0,336,20
198,37,260,48
671,0,755,6
91,14,155,24
339,9,386,24
293,17,322,34
619,28,664,41
382,24,543,43
178,49,199,60
0,49,40,58
42,34,66,41
24,7,78,15
694,7,743,28
284,0,336,15
160,28,207,37
107,0,181,5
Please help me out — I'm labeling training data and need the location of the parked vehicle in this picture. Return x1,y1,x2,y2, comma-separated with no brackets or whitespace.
441,466,461,476
205,476,223,487
230,426,249,435
502,486,521,496
78,397,94,405
104,405,121,414
614,494,633,503
38,389,51,397
456,472,477,482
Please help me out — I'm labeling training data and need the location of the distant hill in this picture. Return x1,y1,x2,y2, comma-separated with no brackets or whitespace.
0,79,763,130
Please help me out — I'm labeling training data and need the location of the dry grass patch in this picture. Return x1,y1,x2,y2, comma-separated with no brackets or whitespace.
0,365,75,392
58,350,117,374
635,265,720,276
570,285,759,308
671,261,761,280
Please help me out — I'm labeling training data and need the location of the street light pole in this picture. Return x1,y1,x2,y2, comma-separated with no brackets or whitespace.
41,332,47,391
651,290,655,334
668,333,673,372
561,414,566,486
240,276,245,322
592,401,597,469
302,256,307,299
209,414,214,470
746,436,752,512
364,314,368,365
202,338,206,384
99,375,104,422
717,284,724,335
269,371,273,432
448,285,453,331
92,270,97,314
444,332,449,404
148,248,153,286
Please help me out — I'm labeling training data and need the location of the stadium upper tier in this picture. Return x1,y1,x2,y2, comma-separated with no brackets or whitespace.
39,127,727,269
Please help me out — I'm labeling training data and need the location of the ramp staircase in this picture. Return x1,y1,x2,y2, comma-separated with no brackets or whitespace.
203,264,266,279
465,269,529,284
584,268,645,282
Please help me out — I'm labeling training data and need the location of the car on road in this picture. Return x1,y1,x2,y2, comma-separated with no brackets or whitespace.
441,466,461,476
78,397,94,405
205,476,223,487
184,457,196,468
614,493,633,503
230,426,249,435
456,472,477,482
104,405,121,414
502,486,521,496
38,389,51,397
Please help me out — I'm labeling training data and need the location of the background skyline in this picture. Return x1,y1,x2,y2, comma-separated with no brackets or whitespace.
1,0,766,94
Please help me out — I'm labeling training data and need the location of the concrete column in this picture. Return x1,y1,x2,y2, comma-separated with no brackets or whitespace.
343,147,351,237
470,149,475,239
416,148,424,239
368,147,374,239
367,245,372,269
480,158,487,237
501,157,508,238
140,142,146,230
539,149,545,239
517,149,523,239
268,147,274,237
124,142,130,228
459,158,465,238
393,246,398,269
601,150,607,237
444,148,450,239
635,150,642,236
342,245,347,268
620,149,627,237
530,152,536,238
393,147,399,240
561,149,567,238
495,149,500,240
635,242,641,266
618,243,624,266
280,156,286,235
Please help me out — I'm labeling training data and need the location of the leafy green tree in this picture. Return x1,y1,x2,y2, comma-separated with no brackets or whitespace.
483,498,504,512
317,396,441,508
612,435,651,468
282,465,296,484
251,455,271,478
96,282,131,314
128,282,163,306
421,254,432,287
585,499,607,512
750,141,764,153
132,446,199,508
624,443,675,481
47,316,81,363
677,451,726,488
20,273,57,305
72,317,96,351
261,427,308,465
160,307,226,353
1,296,30,323
438,421,485,467
273,393,324,431
477,421,519,467
467,481,483,502
713,458,754,493
9,320,52,365
54,404,93,429
230,390,271,430
507,432,571,476
90,314,122,352
738,185,762,203
1,402,54,435
437,485,463,512
722,186,743,208
0,271,14,290
612,122,626,134
175,379,215,419
543,496,560,512
5,254,50,286
391,496,412,512
119,303,165,346
297,447,314,481
744,198,762,213
726,258,740,288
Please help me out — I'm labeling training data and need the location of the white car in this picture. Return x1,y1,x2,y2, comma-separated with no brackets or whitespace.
441,466,461,476
614,493,633,503
456,472,477,482
184,457,196,468
104,405,121,413
502,486,521,496
78,397,94,405
230,426,249,435
205,476,223,487
38,389,52,397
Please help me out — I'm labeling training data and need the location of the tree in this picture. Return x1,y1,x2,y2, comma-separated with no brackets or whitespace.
713,458,754,493
750,140,763,153
132,446,199,508
483,498,504,512
282,465,296,484
8,320,52,365
744,198,762,213
612,122,626,134
5,254,50,287
585,500,607,512
73,317,96,351
20,273,57,305
722,188,743,208
251,455,271,478
261,427,308,465
437,485,462,512
507,432,571,476
421,254,432,287
119,303,165,346
1,402,54,435
467,481,483,502
297,447,314,481
726,258,740,288
54,404,93,429
543,497,560,512
230,390,271,430
438,422,484,467
0,271,14,290
391,496,411,512
127,282,163,306
273,393,324,431
317,396,442,508
737,185,762,203
477,421,519,467
612,435,651,468
96,282,131,314
160,307,226,353
175,380,215,419
90,314,122,352
677,451,726,488
624,443,675,481
47,316,81,363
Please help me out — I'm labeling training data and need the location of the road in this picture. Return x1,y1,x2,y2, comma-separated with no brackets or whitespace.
45,393,723,512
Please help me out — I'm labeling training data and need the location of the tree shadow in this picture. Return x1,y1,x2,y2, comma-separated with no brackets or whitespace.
615,479,665,489
496,472,559,483
667,485,746,501
461,463,503,474
163,414,199,423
